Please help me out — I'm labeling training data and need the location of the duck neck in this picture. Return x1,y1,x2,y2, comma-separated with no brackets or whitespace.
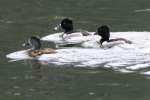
65,29,74,34
31,44,41,50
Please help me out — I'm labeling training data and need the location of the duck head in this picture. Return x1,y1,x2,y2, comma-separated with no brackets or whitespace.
22,36,41,50
96,25,110,45
54,18,73,33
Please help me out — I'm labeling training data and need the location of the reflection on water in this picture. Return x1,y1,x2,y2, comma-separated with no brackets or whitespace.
2,60,150,100
4,61,43,98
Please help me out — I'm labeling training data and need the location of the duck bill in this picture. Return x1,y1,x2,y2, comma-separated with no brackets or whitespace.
54,24,61,31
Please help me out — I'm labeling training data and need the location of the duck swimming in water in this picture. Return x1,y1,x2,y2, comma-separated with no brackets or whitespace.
95,25,132,47
23,36,57,57
54,18,74,34
81,25,132,48
54,18,90,37
41,18,93,44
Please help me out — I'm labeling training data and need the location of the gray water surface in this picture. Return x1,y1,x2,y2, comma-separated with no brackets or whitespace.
1,0,150,100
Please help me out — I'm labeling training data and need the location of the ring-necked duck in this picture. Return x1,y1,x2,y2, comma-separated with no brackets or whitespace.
54,18,73,34
23,36,57,57
54,18,90,37
95,25,132,47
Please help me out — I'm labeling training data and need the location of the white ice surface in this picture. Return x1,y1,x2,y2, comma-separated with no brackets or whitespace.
6,32,150,75
6,49,32,60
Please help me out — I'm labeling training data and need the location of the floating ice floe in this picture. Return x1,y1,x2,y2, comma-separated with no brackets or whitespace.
6,31,150,75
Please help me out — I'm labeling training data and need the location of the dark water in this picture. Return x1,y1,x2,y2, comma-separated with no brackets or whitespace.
1,0,150,100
